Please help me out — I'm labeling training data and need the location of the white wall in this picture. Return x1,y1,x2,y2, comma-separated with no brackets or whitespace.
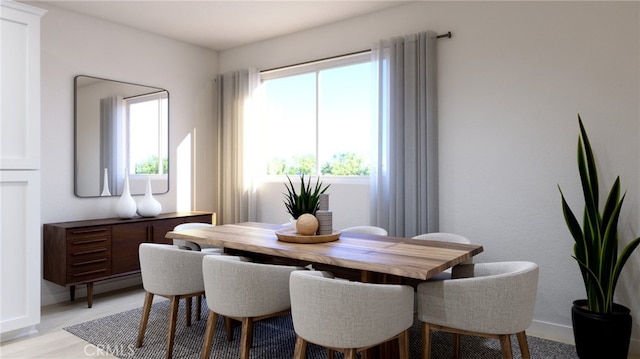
220,1,640,352
38,3,218,305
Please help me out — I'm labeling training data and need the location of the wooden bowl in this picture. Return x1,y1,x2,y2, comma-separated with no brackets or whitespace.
275,228,340,244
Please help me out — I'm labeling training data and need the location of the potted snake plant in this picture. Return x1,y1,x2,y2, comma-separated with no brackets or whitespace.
558,115,640,359
283,174,330,220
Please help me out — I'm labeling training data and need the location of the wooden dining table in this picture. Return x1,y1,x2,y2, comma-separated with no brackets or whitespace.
166,222,483,283
165,222,484,357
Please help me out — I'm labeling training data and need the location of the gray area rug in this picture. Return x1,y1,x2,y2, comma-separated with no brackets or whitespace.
64,298,578,358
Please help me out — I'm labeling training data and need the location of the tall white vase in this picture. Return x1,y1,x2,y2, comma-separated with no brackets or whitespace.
137,176,162,217
101,168,111,196
115,172,137,219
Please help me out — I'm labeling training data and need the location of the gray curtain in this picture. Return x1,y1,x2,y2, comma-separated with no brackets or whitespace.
100,96,124,195
214,69,259,224
371,31,439,237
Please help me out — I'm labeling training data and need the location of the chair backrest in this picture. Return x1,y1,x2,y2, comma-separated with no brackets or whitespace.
341,226,388,236
138,243,209,295
172,222,213,250
411,232,471,244
202,255,300,318
417,261,539,334
412,232,473,265
173,222,213,231
289,270,413,349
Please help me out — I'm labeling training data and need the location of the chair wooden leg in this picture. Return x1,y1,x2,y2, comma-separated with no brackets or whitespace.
452,333,460,359
516,331,530,359
185,297,192,327
200,311,219,359
196,295,202,321
498,334,513,359
224,316,234,342
327,349,335,359
240,317,254,359
136,292,154,348
293,336,308,359
166,296,180,359
398,329,409,359
344,348,358,359
421,322,432,359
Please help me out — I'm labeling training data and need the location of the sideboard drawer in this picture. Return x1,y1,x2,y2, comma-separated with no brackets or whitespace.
67,231,111,253
67,226,110,239
67,256,111,283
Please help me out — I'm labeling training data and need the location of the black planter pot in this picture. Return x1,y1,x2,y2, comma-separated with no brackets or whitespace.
572,299,632,359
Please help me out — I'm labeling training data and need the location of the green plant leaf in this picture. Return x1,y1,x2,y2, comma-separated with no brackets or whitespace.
610,236,640,310
578,115,599,212
572,254,606,312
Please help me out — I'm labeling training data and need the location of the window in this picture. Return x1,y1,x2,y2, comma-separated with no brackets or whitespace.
126,92,168,177
260,52,371,177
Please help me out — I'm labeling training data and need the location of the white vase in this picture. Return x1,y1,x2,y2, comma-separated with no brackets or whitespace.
100,168,111,196
115,172,137,219
137,176,162,217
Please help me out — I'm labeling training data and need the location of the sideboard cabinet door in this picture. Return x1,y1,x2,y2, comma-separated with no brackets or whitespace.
111,222,148,275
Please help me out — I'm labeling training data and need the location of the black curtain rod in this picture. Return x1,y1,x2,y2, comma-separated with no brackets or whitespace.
124,89,166,100
261,31,452,73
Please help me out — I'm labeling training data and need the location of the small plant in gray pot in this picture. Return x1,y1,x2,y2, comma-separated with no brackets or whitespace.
558,115,640,359
283,174,330,220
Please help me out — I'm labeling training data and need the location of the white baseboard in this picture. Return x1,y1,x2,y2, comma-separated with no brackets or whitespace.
527,319,575,344
0,325,38,343
528,319,640,356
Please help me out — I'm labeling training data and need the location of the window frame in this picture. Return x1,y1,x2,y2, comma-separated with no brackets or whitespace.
124,91,169,178
259,51,372,179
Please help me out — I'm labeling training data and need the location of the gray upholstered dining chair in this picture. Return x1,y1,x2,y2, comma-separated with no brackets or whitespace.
289,270,414,359
136,243,211,359
412,232,474,266
410,232,476,313
341,225,388,236
171,222,223,324
200,255,302,359
417,261,539,359
172,222,223,254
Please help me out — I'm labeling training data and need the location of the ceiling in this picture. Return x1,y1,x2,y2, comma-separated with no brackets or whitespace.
29,1,411,51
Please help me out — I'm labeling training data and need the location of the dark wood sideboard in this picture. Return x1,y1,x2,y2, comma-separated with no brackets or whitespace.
43,211,213,307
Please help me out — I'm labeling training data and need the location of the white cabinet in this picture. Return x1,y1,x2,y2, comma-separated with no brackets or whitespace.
0,171,41,334
0,0,45,338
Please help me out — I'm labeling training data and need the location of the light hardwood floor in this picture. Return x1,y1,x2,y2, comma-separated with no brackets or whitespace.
0,285,156,359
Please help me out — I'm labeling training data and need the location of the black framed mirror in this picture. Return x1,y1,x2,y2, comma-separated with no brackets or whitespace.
74,75,169,198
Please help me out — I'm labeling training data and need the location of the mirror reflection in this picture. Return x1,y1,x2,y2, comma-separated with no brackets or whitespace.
74,75,169,198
